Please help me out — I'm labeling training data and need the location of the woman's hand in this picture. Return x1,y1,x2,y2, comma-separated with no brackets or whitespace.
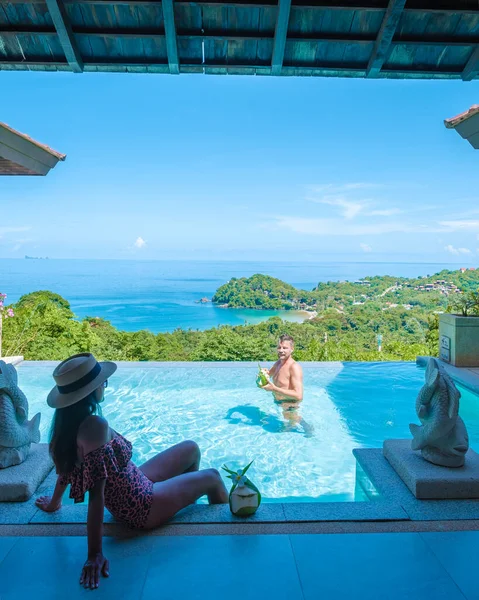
80,553,110,589
35,495,62,513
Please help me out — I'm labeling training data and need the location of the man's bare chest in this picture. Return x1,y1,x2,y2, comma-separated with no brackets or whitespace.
271,364,292,388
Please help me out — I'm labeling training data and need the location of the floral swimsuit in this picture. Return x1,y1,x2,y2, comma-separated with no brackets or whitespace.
59,433,154,529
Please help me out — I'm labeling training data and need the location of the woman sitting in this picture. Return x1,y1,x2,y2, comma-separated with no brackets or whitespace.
35,353,228,589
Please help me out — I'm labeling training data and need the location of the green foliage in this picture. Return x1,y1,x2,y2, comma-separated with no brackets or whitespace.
2,291,86,360
447,289,479,317
7,268,478,363
213,274,306,310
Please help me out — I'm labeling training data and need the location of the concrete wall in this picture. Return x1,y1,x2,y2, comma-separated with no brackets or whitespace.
439,314,479,367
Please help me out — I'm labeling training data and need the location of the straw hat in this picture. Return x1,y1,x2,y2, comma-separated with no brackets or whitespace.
47,353,117,409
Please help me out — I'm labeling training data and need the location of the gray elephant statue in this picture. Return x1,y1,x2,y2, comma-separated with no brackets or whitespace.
409,357,468,467
0,360,41,468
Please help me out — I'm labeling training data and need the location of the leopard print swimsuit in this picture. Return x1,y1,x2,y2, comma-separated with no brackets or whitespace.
59,433,153,529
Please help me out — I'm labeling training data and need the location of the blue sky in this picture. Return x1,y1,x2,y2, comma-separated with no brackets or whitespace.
1,72,479,262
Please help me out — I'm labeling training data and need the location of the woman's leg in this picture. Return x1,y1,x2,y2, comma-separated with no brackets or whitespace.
139,440,201,483
143,468,229,529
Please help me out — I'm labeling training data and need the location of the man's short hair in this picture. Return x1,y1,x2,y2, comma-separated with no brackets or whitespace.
279,334,294,346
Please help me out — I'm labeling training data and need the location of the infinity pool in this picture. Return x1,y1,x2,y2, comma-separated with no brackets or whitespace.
17,362,479,503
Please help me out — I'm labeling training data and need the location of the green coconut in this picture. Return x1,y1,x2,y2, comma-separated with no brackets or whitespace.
256,363,269,388
222,461,262,517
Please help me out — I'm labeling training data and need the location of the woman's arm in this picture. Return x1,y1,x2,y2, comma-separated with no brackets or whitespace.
77,415,111,590
80,478,110,590
35,475,67,512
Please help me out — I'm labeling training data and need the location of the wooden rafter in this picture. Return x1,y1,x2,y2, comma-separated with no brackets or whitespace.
2,27,479,48
0,0,478,79
367,0,407,77
45,0,83,72
462,46,479,81
271,0,292,75
0,58,466,78
161,0,179,74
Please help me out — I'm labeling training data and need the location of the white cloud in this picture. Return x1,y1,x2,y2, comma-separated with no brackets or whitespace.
439,220,479,231
274,216,444,236
309,183,382,194
0,226,31,239
444,244,472,256
360,243,372,253
306,183,406,221
368,208,403,217
134,236,146,249
308,196,366,219
10,238,31,253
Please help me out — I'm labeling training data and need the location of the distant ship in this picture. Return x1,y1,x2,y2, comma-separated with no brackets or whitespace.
25,255,49,260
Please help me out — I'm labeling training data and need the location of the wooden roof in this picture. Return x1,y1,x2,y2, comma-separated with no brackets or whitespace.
1,1,479,79
445,105,479,149
0,122,66,175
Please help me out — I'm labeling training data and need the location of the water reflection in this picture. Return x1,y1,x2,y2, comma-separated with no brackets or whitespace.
225,404,314,437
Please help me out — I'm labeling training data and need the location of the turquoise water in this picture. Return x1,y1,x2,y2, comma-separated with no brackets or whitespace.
0,259,466,333
18,361,479,503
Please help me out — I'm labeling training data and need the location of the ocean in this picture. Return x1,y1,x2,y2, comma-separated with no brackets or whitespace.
0,259,467,333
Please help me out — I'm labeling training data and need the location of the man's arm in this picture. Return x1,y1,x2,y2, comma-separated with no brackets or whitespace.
264,363,303,401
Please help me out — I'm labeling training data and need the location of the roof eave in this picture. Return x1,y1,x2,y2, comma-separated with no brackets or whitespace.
444,104,479,129
0,122,66,176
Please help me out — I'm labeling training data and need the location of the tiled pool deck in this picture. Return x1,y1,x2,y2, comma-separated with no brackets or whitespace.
1,358,479,598
1,531,478,599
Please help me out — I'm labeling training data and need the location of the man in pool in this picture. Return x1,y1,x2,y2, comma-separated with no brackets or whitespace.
260,334,307,430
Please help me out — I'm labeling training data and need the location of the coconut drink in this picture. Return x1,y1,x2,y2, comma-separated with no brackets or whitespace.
256,363,270,388
222,461,261,517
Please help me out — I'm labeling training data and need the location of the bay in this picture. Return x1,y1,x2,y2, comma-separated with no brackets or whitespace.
0,259,468,333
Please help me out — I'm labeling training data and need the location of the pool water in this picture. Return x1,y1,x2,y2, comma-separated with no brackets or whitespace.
18,362,479,503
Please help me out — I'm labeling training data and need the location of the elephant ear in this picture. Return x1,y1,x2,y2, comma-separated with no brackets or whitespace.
418,365,439,406
447,379,461,420
425,358,440,390
0,372,7,395
9,365,18,386
16,406,27,421
0,361,5,391
437,365,461,419
0,362,16,394
427,368,440,389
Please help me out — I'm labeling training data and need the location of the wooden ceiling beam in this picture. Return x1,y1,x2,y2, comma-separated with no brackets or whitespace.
367,0,406,77
3,27,479,48
6,0,479,14
271,0,292,75
161,0,179,74
462,46,479,81
45,0,83,72
0,58,463,79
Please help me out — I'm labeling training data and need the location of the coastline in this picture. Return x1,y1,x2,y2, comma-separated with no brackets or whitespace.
2,260,475,334
299,310,318,321
211,302,317,323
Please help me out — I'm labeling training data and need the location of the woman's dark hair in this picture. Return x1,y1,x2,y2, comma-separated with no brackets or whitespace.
49,392,102,475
